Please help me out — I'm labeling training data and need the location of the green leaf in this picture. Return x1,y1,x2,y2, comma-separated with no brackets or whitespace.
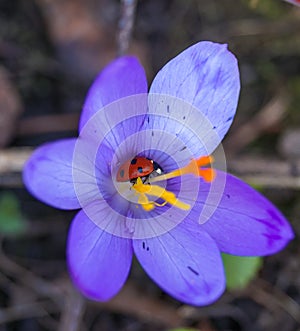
248,182,264,192
0,192,26,235
222,253,262,290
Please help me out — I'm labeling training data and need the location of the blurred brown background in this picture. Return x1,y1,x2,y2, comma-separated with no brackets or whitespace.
0,1,300,330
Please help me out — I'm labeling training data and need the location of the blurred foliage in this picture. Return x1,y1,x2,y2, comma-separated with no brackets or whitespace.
0,192,26,235
222,253,263,290
245,0,285,19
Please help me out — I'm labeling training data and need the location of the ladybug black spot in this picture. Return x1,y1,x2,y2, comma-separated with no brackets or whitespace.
131,158,137,165
119,169,125,178
138,167,143,173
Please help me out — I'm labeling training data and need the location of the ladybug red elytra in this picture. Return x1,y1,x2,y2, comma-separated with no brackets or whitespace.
116,156,163,183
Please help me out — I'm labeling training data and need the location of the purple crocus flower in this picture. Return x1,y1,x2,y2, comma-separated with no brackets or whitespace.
23,41,293,306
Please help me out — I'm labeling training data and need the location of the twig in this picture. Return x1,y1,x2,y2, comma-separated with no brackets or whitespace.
225,91,289,155
179,304,252,329
228,156,300,188
0,300,58,325
1,147,299,189
247,280,300,324
241,175,300,189
0,148,32,187
117,0,138,56
17,114,79,137
58,284,86,331
202,16,300,41
0,240,63,304
94,281,183,327
0,147,32,172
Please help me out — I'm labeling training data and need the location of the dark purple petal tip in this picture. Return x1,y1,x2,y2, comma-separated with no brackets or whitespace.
198,172,294,256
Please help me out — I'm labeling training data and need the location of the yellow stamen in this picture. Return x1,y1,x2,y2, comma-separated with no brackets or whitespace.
150,156,215,183
130,155,215,211
137,193,155,211
133,177,190,211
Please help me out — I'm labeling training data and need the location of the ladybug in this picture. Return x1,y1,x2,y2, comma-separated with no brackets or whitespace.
116,156,163,184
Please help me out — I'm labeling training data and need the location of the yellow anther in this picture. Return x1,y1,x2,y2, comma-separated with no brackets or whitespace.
136,192,155,211
133,177,190,211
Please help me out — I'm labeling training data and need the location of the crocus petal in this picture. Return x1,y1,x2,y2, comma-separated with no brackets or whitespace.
149,41,240,151
23,139,80,210
67,210,133,301
141,96,221,159
133,220,225,305
79,56,148,131
194,171,294,256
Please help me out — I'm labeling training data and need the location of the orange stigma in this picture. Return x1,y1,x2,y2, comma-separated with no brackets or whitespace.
150,155,215,183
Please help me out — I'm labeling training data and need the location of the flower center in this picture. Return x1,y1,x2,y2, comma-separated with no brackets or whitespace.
116,156,215,211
